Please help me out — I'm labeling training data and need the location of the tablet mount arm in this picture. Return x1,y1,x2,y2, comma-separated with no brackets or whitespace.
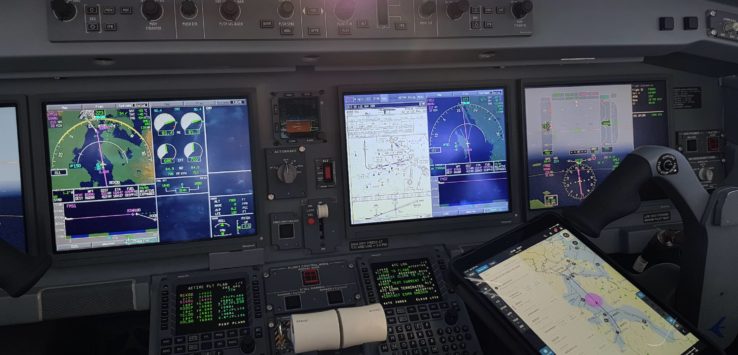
563,145,738,348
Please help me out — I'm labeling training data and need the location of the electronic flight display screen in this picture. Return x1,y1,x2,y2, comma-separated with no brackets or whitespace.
465,223,706,355
175,279,248,335
0,106,27,252
45,98,256,252
371,258,442,307
344,88,509,225
525,81,668,209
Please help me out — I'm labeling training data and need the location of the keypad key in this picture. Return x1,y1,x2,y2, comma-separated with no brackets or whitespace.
161,338,172,346
418,305,428,312
404,324,412,332
214,340,226,348
227,330,238,338
227,339,238,347
174,345,185,354
398,334,406,341
388,317,397,324
407,306,417,313
187,344,199,352
451,343,458,350
428,337,436,345
160,348,172,355
187,335,199,342
421,313,430,320
175,336,186,344
380,344,389,352
410,314,420,322
410,340,418,348
401,342,408,349
214,332,225,339
407,333,414,340
425,330,434,338
429,304,439,310
386,309,395,316
201,342,212,350
389,335,397,342
388,326,394,334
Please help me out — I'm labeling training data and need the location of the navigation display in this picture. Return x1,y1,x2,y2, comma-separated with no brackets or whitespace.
46,98,256,252
465,224,704,355
0,106,26,252
344,88,510,225
525,81,669,209
176,279,248,335
371,258,442,307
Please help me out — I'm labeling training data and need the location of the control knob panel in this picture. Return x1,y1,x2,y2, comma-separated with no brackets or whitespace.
47,0,534,41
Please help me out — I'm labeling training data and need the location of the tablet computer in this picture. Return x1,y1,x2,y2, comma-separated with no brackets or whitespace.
449,213,723,355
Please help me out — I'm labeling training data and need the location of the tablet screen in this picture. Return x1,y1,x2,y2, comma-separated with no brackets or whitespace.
464,223,706,355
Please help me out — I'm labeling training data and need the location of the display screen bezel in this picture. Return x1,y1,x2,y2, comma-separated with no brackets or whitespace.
520,76,672,215
338,82,522,240
449,213,720,354
32,90,262,257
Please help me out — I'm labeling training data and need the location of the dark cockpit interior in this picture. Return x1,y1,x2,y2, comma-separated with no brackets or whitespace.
1,1,738,354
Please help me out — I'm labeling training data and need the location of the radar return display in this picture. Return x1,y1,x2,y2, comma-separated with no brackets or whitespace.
525,81,668,209
344,88,509,225
45,98,257,251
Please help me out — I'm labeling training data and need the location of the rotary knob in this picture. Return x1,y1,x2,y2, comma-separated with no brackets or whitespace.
51,0,77,22
277,163,299,184
511,0,533,19
141,0,163,21
180,0,198,19
334,0,357,21
220,0,241,21
278,1,295,19
419,1,436,18
698,167,715,182
446,0,469,21
240,334,256,354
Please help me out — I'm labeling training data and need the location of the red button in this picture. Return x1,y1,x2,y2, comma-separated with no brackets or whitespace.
323,163,333,182
307,217,316,225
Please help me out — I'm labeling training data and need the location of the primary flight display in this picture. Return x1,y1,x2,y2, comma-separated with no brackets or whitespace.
46,98,256,252
525,81,669,210
343,88,510,225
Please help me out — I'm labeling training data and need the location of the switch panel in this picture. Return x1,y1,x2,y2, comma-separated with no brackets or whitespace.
315,158,336,189
263,259,360,315
270,212,303,250
708,9,738,42
47,0,534,41
677,130,726,190
266,147,307,199
302,198,339,253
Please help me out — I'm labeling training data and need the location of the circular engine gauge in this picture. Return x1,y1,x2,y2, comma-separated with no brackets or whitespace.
562,162,598,200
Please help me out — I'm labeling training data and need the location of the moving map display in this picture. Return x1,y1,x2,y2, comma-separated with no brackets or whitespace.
525,81,669,209
0,106,26,252
344,88,510,225
465,224,704,355
46,98,256,252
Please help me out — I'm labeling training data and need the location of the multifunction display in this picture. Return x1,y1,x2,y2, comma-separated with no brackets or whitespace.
371,258,442,307
176,279,248,335
46,98,256,251
344,88,510,225
525,81,668,209
0,106,26,252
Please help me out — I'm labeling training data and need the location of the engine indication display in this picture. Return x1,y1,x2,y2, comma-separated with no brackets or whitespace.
176,279,248,335
525,81,669,210
46,98,257,252
371,258,442,307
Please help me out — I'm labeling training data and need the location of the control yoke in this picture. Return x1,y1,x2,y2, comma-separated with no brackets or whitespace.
563,146,709,237
564,145,738,349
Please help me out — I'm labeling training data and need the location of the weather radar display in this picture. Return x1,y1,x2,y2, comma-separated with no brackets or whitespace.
344,88,509,225
525,81,668,210
46,98,256,252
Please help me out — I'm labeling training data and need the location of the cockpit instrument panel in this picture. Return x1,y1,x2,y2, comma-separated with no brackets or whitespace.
524,81,669,210
343,88,510,226
45,97,257,252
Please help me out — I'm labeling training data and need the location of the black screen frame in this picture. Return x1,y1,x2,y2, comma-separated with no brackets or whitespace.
29,89,264,261
338,81,523,240
520,76,673,217
0,96,37,255
448,212,723,355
